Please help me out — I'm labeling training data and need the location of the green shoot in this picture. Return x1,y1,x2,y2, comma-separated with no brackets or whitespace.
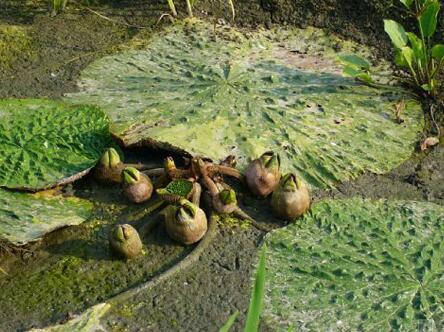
166,0,178,17
219,311,239,332
243,244,267,332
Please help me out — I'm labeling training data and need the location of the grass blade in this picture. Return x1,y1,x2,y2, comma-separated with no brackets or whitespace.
219,311,239,332
244,244,267,332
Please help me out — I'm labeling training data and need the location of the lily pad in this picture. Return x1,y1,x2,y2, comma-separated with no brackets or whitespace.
263,199,444,331
0,188,93,245
66,21,423,189
29,303,110,332
0,99,112,190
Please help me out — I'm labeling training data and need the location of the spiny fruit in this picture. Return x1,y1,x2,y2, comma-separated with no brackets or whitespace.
245,151,281,197
109,224,143,259
271,173,310,220
121,167,153,203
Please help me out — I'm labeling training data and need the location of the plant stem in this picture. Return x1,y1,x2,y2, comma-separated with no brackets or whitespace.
166,0,177,16
185,0,193,17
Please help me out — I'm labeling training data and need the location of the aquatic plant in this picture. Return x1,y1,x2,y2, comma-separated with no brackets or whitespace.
121,167,153,203
67,21,423,189
271,173,310,220
263,199,444,331
109,224,143,259
0,99,112,191
0,188,92,246
164,199,208,245
245,152,281,197
94,148,124,184
340,0,443,97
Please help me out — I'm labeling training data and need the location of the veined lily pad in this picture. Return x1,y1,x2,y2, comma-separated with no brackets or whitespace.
0,188,93,245
29,303,110,332
0,99,112,190
263,199,444,331
67,21,423,189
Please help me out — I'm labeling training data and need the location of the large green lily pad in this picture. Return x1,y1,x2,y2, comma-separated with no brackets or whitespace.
0,99,112,190
66,21,423,189
0,189,93,245
263,199,444,331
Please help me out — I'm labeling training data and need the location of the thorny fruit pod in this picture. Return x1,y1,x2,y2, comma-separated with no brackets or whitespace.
122,167,153,203
245,151,281,197
164,199,208,245
94,148,124,184
109,224,143,259
271,173,310,220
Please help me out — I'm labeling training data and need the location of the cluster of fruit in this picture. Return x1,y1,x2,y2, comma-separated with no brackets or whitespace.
95,149,310,259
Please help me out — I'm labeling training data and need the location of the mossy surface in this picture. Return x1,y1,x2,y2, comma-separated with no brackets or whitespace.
66,20,423,189
0,24,36,69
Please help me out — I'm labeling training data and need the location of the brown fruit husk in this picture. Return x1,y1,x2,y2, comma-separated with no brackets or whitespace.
122,167,153,203
164,200,208,245
271,173,310,220
245,151,281,197
109,224,143,259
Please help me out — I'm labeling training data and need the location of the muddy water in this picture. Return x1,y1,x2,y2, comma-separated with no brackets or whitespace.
0,1,442,331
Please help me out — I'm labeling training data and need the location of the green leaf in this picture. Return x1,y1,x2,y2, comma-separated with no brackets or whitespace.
342,65,362,77
401,46,415,68
355,72,373,83
0,188,93,245
0,99,113,191
395,49,409,67
400,0,413,8
419,1,440,38
337,54,370,70
244,245,266,332
431,44,444,61
67,21,423,189
406,32,425,64
421,83,433,91
384,19,408,49
219,311,239,332
263,199,444,331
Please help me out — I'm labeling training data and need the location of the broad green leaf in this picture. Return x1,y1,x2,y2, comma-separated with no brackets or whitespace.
342,65,362,78
219,311,239,332
67,21,423,189
244,245,266,332
400,0,413,8
406,32,425,64
432,44,444,61
0,188,93,245
263,199,444,331
384,19,408,49
419,1,440,38
337,54,370,69
401,46,415,68
395,49,409,67
421,83,433,91
0,99,113,191
29,303,110,332
355,72,373,83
